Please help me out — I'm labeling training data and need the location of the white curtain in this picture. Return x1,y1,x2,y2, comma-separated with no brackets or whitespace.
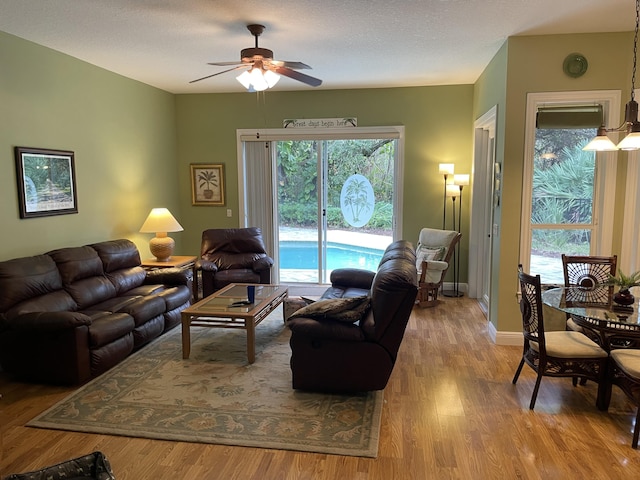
242,140,277,275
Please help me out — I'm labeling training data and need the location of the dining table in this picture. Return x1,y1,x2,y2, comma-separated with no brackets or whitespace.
542,286,640,351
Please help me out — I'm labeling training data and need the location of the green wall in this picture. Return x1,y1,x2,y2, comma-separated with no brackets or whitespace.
475,32,634,335
3,27,635,338
175,86,475,278
0,31,180,261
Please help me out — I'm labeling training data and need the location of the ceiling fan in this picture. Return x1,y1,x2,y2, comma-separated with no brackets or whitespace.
189,24,322,91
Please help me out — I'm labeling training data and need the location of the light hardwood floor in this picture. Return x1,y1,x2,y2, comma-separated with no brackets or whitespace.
2,296,640,479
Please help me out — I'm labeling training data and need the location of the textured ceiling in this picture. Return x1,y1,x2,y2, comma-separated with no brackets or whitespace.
0,0,636,94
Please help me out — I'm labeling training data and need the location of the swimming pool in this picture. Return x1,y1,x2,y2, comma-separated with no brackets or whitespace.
279,241,384,271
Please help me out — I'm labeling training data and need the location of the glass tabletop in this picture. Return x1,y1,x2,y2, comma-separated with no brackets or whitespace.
189,284,287,314
542,286,640,326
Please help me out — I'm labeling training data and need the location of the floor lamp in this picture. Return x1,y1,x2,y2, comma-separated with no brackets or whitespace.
453,174,469,297
438,163,455,229
442,184,462,297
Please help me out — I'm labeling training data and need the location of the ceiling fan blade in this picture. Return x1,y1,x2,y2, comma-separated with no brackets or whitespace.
270,60,311,70
189,65,249,84
207,61,247,66
274,66,322,87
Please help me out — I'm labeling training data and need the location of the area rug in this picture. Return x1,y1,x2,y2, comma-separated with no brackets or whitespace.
27,310,383,457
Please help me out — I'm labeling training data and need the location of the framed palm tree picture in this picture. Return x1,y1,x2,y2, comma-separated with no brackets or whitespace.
191,164,225,206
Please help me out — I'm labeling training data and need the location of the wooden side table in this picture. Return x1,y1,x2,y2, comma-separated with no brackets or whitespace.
141,255,197,270
141,255,197,300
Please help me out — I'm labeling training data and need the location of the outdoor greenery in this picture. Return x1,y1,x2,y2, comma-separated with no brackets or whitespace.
276,139,394,233
24,156,72,195
531,128,595,256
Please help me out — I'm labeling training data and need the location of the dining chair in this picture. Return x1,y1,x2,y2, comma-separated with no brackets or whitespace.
603,347,640,448
513,265,608,410
561,254,617,340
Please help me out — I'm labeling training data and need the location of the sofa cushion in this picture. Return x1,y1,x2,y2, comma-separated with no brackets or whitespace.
91,239,142,272
115,295,166,327
85,312,135,348
107,267,147,294
0,254,66,312
66,277,119,310
154,285,192,311
91,240,146,294
48,246,118,308
290,296,370,323
48,246,104,284
5,294,79,321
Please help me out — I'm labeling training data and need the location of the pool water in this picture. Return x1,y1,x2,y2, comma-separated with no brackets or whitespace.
279,241,384,271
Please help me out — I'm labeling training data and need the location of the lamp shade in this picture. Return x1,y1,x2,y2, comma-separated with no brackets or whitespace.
453,174,470,186
583,126,619,151
439,163,455,175
139,208,183,262
617,131,640,150
446,184,460,197
139,208,183,234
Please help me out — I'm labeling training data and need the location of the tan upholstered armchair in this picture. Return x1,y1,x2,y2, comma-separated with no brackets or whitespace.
416,227,461,307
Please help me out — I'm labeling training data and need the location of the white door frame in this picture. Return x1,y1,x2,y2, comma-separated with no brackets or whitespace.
469,105,497,314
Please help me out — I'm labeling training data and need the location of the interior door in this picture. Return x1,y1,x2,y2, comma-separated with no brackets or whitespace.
469,106,497,315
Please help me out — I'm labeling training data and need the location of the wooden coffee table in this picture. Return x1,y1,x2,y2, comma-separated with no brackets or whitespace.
180,283,288,364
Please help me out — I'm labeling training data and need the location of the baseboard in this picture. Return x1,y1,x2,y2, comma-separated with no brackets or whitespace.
487,321,522,346
441,281,467,294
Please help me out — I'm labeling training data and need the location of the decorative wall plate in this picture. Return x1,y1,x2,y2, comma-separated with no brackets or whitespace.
563,53,588,78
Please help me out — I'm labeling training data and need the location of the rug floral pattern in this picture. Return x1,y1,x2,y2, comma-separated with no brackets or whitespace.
28,310,383,457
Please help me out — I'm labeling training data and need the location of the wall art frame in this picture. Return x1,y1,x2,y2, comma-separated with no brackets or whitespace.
14,146,78,219
191,163,225,206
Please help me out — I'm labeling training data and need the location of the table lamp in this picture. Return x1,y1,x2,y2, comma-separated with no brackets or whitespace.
139,208,184,261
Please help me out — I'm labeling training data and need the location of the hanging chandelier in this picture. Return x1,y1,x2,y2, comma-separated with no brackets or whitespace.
584,0,640,151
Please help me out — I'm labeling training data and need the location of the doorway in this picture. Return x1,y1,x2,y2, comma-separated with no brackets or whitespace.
469,106,497,314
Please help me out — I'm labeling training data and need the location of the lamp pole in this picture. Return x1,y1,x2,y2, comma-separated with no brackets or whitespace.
438,164,454,229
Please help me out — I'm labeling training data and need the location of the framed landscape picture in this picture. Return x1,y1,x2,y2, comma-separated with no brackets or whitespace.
191,163,225,206
14,146,78,218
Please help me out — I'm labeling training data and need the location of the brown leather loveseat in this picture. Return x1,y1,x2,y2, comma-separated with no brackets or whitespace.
287,240,418,392
0,239,191,385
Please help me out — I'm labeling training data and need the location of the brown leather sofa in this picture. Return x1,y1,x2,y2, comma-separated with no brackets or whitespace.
195,227,274,298
287,240,418,392
0,239,192,385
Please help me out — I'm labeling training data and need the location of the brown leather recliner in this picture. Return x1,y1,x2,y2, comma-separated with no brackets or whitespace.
287,240,418,393
195,227,274,298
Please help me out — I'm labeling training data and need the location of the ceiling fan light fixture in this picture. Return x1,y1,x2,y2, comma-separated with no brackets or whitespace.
236,70,252,89
264,69,280,88
249,67,269,91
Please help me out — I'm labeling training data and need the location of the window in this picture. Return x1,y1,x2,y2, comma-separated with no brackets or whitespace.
520,92,620,284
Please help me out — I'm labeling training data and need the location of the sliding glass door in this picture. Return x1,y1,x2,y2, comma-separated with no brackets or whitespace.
239,127,404,285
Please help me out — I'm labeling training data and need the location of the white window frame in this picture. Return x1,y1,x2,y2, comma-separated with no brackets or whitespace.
519,91,621,275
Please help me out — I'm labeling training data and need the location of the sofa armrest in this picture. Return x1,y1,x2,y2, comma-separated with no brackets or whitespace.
195,259,218,273
253,255,274,272
145,267,192,286
287,317,365,342
329,268,376,290
6,311,92,332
